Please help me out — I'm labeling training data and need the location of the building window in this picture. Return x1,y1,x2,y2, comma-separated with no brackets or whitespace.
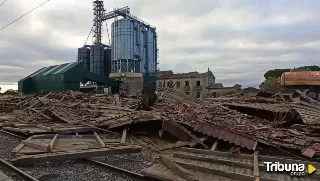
167,81,173,88
185,92,190,95
159,82,162,87
196,81,201,86
196,92,201,98
185,81,189,86
176,81,180,89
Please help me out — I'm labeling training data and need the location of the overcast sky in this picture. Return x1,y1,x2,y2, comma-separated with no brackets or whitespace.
0,0,319,91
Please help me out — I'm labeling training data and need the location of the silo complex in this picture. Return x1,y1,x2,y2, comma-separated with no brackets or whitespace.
90,44,105,76
111,18,157,75
77,45,112,77
104,48,111,77
77,47,91,71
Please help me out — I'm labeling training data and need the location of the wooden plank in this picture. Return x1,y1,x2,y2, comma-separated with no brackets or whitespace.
48,134,58,152
2,127,29,134
120,129,127,144
142,165,188,181
254,153,260,181
160,156,194,181
157,141,190,151
54,127,96,134
94,132,105,148
180,148,253,160
12,136,34,153
21,140,49,152
36,125,52,131
11,145,141,166
211,140,219,151
173,152,253,170
173,160,264,181
157,137,208,151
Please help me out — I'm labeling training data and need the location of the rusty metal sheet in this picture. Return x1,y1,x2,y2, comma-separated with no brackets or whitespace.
194,121,257,150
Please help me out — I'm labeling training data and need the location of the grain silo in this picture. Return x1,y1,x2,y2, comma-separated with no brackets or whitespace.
77,46,91,71
111,18,157,74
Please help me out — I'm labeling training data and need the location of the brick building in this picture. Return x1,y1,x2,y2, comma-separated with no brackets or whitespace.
157,68,215,99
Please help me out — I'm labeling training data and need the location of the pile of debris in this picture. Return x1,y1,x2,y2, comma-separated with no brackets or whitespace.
0,91,161,129
0,89,319,181
155,88,320,158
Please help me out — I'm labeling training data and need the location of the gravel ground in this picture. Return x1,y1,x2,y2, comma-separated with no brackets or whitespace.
0,132,21,161
0,132,24,181
19,160,145,181
0,132,150,181
92,153,157,173
0,166,23,181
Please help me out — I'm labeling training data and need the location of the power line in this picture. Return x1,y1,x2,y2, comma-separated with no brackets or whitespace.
0,0,51,31
0,0,7,7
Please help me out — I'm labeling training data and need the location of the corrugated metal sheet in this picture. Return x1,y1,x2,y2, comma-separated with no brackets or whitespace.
194,121,257,150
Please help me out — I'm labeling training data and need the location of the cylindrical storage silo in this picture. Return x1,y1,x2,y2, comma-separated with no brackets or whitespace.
77,47,90,71
111,18,157,74
146,29,157,75
104,48,111,77
90,44,105,75
111,18,144,73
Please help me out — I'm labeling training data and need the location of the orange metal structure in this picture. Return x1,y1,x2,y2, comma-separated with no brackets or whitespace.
280,71,320,86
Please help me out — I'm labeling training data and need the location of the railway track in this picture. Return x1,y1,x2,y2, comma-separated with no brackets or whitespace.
0,130,156,181
0,158,39,181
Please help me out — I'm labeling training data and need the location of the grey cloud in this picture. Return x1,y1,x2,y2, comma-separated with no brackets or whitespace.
1,0,320,89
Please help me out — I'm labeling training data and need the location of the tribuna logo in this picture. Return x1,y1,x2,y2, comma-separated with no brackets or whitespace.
264,162,306,176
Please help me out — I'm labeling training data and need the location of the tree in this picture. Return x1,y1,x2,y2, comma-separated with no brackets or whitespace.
264,69,290,79
259,77,283,93
2,89,18,96
263,65,320,79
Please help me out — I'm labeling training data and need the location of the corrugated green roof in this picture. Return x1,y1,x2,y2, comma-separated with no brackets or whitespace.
30,61,81,77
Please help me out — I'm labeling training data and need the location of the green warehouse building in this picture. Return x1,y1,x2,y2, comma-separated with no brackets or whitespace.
18,61,119,95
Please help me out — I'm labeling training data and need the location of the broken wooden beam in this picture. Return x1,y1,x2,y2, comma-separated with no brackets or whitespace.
120,129,127,144
94,132,105,148
156,137,207,151
211,140,219,151
21,140,49,152
254,152,260,181
48,134,58,152
11,145,141,166
160,156,195,181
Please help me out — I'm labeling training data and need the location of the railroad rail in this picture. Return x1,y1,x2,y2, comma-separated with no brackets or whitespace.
0,158,39,181
0,129,157,181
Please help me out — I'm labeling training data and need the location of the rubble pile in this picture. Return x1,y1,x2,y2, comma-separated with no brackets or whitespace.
155,88,320,157
0,89,319,181
0,91,160,128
